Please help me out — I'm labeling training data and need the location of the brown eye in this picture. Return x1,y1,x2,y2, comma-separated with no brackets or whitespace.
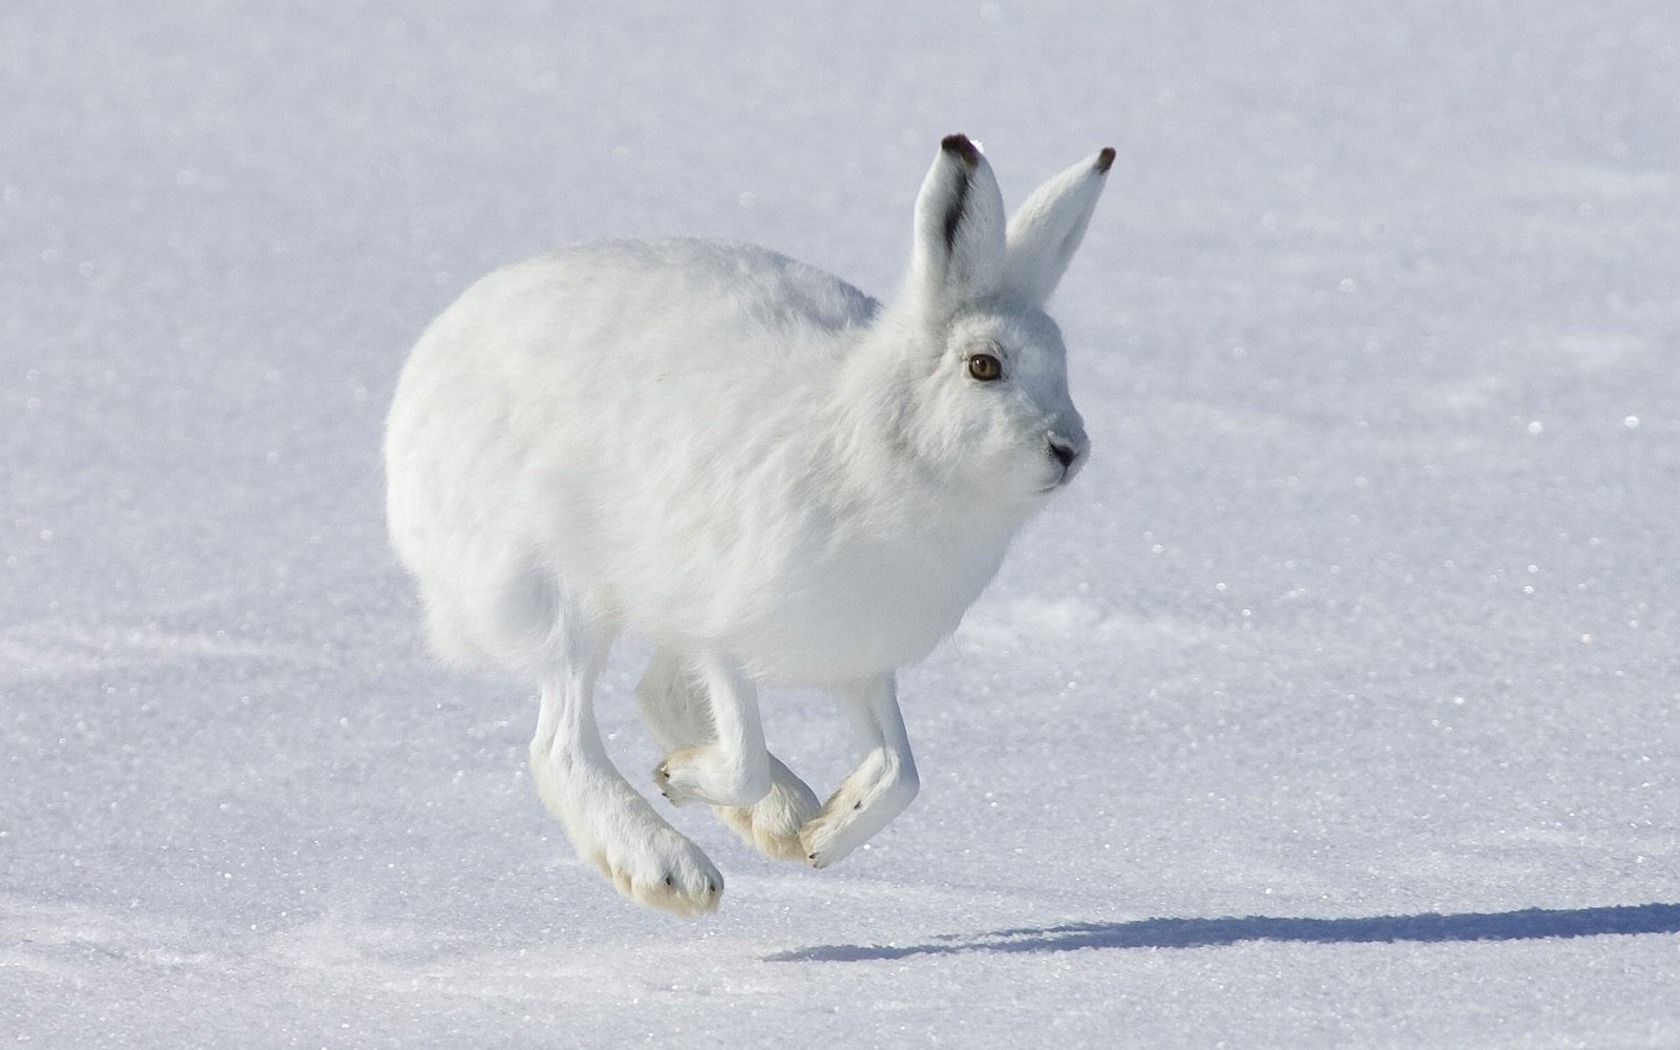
966,352,1003,382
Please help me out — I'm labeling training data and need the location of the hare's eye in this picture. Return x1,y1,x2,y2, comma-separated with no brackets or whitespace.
966,352,1003,382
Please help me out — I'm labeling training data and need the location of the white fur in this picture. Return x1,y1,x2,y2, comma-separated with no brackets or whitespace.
385,135,1112,915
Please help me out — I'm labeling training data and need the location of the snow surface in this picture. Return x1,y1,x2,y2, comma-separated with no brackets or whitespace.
4,1,1679,1046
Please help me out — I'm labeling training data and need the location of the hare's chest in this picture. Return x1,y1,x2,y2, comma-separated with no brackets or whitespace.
740,524,1012,686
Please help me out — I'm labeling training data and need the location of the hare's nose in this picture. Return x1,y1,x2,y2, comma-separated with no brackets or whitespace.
1048,437,1079,470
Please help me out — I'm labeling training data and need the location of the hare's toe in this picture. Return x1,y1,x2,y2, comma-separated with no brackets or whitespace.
797,797,853,870
651,759,683,804
586,826,723,917
713,767,821,862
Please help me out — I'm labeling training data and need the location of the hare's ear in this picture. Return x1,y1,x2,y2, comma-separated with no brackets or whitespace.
1001,147,1115,307
909,134,1007,309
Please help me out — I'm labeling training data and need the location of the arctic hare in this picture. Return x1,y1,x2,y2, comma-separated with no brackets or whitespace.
385,134,1112,915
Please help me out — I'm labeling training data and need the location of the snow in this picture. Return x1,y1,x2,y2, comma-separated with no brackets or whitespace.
4,1,1678,1046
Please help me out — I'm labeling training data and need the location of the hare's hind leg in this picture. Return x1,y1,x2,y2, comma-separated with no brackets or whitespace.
635,649,820,862
529,624,722,916
799,673,920,868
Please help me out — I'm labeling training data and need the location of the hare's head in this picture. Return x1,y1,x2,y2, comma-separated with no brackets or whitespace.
881,135,1113,508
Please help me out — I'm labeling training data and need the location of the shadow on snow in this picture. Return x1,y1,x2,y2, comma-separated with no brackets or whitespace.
766,902,1680,963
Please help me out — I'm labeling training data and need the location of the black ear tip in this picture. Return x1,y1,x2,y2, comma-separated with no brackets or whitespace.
1095,147,1116,173
941,133,981,167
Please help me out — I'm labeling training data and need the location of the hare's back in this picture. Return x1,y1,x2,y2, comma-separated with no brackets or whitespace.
601,237,877,332
391,236,873,490
502,238,874,374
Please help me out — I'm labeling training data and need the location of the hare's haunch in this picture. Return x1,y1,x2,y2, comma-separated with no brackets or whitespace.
385,134,1112,914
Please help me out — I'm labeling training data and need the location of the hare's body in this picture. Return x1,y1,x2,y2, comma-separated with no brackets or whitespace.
386,136,1113,915
389,240,1019,686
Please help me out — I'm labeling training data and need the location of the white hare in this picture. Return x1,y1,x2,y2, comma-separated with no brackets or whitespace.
385,134,1112,915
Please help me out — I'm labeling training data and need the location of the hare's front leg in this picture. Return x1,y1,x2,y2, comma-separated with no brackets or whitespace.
800,674,920,868
646,654,776,809
529,634,722,916
635,650,820,861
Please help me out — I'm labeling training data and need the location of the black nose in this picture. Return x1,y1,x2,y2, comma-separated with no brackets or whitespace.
1049,439,1078,470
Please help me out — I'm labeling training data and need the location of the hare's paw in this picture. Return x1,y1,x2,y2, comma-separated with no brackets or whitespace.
798,749,919,869
576,821,724,917
543,766,724,915
654,746,772,809
713,759,822,862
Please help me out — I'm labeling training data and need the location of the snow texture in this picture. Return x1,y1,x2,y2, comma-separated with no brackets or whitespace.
4,1,1678,1046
